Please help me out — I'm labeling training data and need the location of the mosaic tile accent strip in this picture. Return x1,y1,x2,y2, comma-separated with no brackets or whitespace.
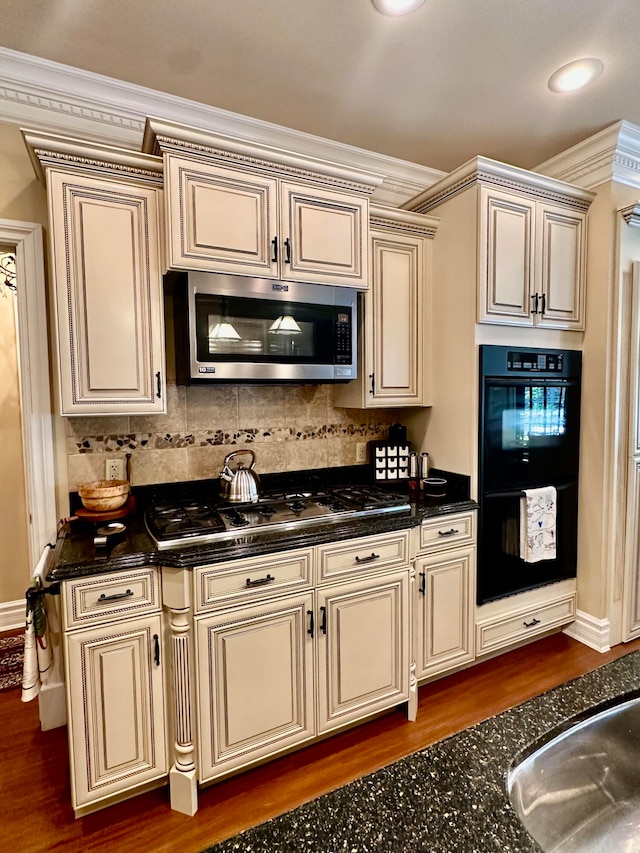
68,423,391,453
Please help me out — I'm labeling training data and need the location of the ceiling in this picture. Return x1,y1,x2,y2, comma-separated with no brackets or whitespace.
1,0,639,173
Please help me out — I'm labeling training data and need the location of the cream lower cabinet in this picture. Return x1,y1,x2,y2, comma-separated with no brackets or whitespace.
162,151,370,287
316,571,410,733
193,533,411,786
195,592,315,783
415,546,475,679
62,568,167,816
414,511,477,681
23,131,167,415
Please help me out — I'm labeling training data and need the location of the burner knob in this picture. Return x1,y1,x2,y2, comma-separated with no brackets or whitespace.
330,502,345,512
259,505,276,516
290,500,305,512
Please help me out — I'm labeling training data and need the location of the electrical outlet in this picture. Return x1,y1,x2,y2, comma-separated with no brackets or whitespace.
105,458,125,481
356,443,367,464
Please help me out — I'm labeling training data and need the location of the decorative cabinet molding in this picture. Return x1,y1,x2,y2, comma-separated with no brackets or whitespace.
406,156,594,331
335,206,437,408
62,586,167,817
23,130,166,415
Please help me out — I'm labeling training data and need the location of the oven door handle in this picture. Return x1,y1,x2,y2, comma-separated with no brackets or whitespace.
484,482,573,500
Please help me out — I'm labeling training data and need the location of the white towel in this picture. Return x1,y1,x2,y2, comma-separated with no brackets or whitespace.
519,486,557,563
21,543,54,703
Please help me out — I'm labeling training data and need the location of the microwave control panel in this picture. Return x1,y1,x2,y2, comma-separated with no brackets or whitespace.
335,312,352,364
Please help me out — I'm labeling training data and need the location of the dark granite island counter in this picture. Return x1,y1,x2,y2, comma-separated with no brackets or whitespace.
201,650,640,853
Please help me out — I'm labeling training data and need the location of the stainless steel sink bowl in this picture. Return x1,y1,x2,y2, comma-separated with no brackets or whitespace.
507,690,640,852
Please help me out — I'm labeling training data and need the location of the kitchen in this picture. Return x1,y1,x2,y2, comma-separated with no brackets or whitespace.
3,2,640,851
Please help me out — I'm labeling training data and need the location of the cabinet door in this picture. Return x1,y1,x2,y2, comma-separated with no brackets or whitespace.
535,202,586,330
65,614,167,812
280,181,368,287
316,571,410,734
415,546,475,680
165,155,279,277
367,231,425,405
48,170,166,414
196,592,315,782
479,187,535,326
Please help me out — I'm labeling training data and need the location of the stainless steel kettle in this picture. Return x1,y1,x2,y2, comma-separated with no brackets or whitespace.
219,449,260,503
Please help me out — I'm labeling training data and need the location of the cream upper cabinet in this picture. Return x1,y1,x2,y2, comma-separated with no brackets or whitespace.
334,206,437,409
480,186,587,328
406,156,594,332
165,156,279,278
145,119,383,290
23,130,166,415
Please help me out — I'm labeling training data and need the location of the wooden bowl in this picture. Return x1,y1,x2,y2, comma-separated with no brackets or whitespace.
77,480,130,512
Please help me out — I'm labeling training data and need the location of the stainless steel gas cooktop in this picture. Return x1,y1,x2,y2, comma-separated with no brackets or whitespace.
145,484,410,550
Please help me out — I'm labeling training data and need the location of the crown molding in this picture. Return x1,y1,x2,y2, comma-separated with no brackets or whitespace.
620,202,640,229
369,203,438,238
403,155,595,214
0,47,443,206
22,128,164,186
535,121,640,190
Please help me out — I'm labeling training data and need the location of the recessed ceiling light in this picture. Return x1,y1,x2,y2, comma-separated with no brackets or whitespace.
548,58,604,93
371,0,426,16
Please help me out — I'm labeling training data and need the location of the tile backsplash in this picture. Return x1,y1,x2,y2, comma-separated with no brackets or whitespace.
65,383,401,489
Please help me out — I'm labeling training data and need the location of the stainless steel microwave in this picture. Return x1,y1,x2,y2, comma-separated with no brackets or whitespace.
173,271,358,383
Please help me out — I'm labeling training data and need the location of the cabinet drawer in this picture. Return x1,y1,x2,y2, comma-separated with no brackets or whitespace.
476,592,576,656
195,548,314,613
317,530,410,584
419,511,476,553
63,567,160,630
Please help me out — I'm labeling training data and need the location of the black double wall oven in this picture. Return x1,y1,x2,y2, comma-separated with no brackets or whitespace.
478,345,582,605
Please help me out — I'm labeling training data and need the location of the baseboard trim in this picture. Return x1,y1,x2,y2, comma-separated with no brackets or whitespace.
0,599,24,632
563,609,611,652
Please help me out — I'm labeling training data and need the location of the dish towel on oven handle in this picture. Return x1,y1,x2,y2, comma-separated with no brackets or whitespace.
519,486,557,563
21,543,56,703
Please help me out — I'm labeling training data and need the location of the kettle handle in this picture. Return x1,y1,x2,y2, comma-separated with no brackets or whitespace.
223,448,256,470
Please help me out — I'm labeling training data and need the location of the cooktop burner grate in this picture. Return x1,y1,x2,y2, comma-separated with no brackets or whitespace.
145,483,410,550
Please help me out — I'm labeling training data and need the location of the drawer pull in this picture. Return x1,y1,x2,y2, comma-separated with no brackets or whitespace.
355,552,380,564
307,609,314,639
153,634,160,666
419,571,426,596
245,574,275,588
437,528,459,537
97,588,133,603
320,605,328,635
523,617,541,628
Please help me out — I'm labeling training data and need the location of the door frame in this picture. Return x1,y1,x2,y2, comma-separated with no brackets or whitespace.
0,220,57,597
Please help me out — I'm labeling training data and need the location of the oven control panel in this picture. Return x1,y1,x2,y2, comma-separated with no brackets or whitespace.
506,351,564,372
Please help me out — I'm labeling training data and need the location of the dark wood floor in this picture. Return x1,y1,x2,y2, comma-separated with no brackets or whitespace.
4,631,640,853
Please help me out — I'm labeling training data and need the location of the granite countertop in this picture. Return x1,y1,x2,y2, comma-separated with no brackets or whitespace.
201,650,640,853
47,467,476,582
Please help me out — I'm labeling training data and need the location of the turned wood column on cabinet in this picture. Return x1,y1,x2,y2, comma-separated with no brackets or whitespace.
22,129,167,415
405,156,594,330
143,117,385,289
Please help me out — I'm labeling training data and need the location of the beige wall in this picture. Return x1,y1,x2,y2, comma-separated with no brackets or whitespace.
0,260,30,601
0,122,49,605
